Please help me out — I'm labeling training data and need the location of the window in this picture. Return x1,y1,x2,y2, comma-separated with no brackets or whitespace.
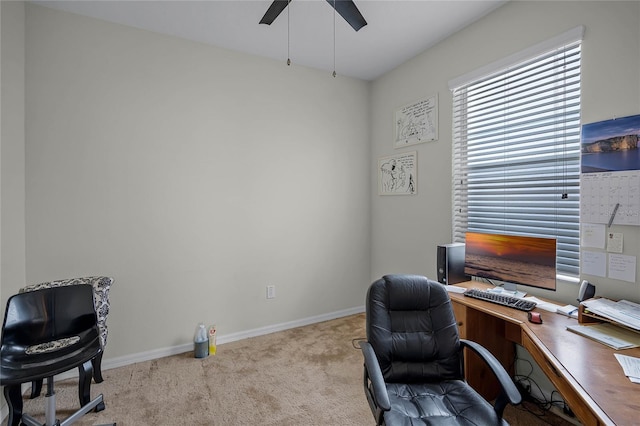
450,28,583,280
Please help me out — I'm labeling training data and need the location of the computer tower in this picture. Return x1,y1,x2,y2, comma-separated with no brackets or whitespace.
436,243,469,285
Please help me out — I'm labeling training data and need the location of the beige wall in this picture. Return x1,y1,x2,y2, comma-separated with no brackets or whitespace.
17,4,371,359
1,1,27,419
1,2,27,309
2,0,640,373
370,0,640,305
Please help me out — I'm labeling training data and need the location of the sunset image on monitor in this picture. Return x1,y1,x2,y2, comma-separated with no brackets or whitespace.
464,232,557,291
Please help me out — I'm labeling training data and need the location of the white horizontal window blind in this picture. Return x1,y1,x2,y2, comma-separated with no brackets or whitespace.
451,35,582,279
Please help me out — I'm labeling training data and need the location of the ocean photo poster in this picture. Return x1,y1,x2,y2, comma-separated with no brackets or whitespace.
581,114,640,173
580,114,640,226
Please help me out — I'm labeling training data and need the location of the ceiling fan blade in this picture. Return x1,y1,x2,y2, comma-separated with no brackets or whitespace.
259,0,290,26
326,0,367,32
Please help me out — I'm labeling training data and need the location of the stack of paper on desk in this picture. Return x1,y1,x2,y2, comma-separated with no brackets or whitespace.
581,298,640,331
567,323,640,350
557,304,579,318
615,354,640,384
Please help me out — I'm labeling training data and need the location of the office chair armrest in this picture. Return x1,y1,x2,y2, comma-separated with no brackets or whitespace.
360,341,391,411
460,339,521,405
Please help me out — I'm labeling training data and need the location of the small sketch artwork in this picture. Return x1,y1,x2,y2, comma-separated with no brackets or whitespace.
394,94,438,148
378,151,417,195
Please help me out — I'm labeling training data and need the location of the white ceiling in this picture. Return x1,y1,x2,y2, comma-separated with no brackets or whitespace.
33,0,507,81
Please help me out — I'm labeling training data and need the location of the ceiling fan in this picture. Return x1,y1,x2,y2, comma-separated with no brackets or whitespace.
259,0,368,32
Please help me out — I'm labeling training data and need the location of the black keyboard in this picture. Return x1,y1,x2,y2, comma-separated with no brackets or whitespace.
463,288,537,312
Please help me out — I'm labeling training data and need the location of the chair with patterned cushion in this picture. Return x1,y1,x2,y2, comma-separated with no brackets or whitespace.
1,284,115,426
361,274,521,425
20,276,113,398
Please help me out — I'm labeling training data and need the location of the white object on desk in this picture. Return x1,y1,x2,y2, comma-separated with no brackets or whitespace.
523,297,560,312
582,298,640,331
567,323,640,350
557,305,579,318
444,285,467,294
615,353,640,384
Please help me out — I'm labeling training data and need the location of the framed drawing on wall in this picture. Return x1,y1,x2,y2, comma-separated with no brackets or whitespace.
394,93,438,148
378,151,417,195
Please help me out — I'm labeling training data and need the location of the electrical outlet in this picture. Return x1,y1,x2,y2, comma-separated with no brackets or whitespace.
266,285,276,299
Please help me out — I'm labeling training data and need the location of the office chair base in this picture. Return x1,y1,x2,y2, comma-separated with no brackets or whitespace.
19,394,114,426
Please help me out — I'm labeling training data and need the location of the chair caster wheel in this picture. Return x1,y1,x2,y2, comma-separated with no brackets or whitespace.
95,401,106,412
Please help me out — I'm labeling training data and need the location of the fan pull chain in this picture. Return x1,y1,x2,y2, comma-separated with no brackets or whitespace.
287,0,291,66
332,0,336,77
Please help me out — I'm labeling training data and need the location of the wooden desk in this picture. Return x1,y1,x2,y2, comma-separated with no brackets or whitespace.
449,281,640,426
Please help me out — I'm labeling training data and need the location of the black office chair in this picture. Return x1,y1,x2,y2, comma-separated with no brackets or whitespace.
20,276,115,399
361,274,521,425
0,284,115,426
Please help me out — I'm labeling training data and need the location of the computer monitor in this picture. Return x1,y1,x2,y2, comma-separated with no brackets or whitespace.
464,232,557,292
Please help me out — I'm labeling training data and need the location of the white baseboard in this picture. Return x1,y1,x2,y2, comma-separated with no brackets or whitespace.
103,305,365,370
1,306,364,423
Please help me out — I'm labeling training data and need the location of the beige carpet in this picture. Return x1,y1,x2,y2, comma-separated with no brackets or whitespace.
19,314,574,425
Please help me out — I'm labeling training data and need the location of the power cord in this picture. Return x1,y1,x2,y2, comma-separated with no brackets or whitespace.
513,356,574,424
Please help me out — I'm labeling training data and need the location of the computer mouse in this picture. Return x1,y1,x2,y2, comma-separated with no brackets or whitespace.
528,312,543,324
